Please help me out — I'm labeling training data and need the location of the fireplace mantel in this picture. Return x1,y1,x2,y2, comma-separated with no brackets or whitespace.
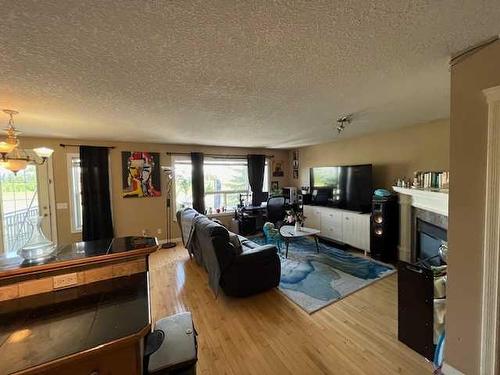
392,186,449,262
392,186,448,217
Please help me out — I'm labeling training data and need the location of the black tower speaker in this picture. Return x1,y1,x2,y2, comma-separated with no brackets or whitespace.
370,195,399,263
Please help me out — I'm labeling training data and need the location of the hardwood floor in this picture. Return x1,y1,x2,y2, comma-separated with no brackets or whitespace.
149,245,432,375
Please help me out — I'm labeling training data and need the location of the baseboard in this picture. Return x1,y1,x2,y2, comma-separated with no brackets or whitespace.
441,362,465,375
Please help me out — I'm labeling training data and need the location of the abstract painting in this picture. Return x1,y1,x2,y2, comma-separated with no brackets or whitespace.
122,151,161,198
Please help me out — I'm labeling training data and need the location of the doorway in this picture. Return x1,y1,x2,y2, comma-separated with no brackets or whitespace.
0,159,55,257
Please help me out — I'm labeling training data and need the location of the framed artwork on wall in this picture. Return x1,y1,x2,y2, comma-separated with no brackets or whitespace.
122,151,161,198
271,181,279,191
292,149,299,179
272,160,284,177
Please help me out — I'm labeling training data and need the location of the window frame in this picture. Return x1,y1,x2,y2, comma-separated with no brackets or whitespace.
66,153,83,233
172,156,271,215
172,156,193,215
203,157,250,212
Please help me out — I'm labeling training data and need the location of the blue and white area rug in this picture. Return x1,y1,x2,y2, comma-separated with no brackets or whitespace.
251,236,395,314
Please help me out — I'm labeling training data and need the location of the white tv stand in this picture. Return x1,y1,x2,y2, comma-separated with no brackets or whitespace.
303,205,371,253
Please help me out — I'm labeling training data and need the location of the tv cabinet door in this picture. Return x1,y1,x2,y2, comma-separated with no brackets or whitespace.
342,212,356,246
342,212,370,252
357,214,371,252
321,208,343,242
304,205,321,230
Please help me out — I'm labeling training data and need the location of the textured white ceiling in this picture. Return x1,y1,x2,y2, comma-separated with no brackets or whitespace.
0,1,499,148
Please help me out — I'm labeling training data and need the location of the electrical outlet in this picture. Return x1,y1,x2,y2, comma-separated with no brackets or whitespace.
53,273,78,289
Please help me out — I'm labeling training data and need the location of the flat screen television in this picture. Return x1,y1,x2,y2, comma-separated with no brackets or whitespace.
310,164,373,212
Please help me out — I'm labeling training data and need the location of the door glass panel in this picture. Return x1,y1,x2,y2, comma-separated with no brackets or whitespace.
0,164,50,257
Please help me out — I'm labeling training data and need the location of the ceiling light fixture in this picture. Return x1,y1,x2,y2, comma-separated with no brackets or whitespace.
336,114,353,135
0,109,54,174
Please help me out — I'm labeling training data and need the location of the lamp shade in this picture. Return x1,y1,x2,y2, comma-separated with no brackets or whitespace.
33,147,54,159
0,159,28,174
0,141,17,154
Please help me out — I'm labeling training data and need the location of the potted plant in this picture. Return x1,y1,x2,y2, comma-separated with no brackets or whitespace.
285,208,306,232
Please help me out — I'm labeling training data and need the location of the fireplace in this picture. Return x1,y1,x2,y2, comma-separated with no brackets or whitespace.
394,187,449,361
415,219,447,266
412,207,448,264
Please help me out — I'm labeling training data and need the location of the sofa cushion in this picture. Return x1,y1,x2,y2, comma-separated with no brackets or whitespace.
193,215,232,295
239,237,262,252
177,208,199,247
228,232,243,255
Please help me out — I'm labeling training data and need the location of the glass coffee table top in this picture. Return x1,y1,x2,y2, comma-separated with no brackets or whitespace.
279,225,321,238
279,225,321,258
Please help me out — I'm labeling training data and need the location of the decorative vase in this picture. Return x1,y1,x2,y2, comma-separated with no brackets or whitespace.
294,221,301,232
18,216,57,262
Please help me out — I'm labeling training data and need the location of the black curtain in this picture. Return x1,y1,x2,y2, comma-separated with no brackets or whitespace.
80,146,114,241
247,154,266,206
191,152,205,213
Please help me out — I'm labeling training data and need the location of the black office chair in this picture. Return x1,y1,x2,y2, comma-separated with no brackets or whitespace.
266,196,286,227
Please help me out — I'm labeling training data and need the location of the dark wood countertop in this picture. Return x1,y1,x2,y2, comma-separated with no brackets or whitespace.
0,236,158,280
0,272,150,374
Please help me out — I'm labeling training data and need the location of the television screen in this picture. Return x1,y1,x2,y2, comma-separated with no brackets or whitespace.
310,166,341,188
310,164,372,212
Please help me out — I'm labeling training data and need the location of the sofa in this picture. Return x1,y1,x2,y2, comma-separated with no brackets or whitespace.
177,208,281,297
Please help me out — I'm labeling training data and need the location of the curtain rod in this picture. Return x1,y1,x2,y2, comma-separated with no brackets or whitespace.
60,143,116,149
166,152,274,158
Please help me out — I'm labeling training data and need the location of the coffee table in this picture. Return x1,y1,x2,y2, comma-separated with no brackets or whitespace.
279,225,321,258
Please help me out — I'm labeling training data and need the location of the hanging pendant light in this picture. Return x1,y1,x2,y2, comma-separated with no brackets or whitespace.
0,109,19,155
0,151,28,174
0,109,54,174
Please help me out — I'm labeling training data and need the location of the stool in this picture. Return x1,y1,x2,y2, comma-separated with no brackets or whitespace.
147,312,198,374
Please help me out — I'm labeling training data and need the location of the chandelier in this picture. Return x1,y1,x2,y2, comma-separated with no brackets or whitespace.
336,114,353,135
0,109,54,174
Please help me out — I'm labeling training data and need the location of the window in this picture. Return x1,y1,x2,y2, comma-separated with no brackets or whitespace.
67,154,83,232
173,157,193,212
173,156,269,213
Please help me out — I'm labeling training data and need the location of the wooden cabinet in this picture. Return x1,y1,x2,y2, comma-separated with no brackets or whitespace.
35,340,142,375
303,205,370,252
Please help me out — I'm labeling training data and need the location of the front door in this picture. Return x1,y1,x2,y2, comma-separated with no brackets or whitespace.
0,159,54,257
